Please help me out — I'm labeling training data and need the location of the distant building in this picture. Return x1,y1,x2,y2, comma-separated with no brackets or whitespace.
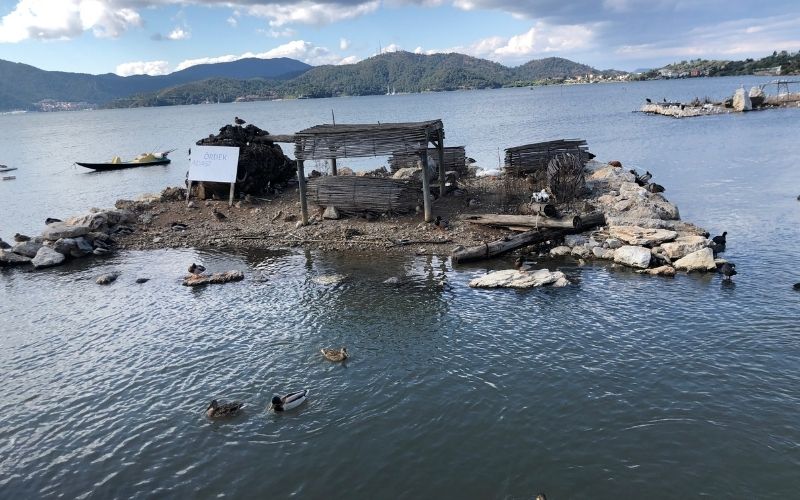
754,66,782,76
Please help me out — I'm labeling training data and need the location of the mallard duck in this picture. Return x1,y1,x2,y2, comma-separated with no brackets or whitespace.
206,399,244,418
212,207,227,221
321,347,348,362
188,263,206,275
269,390,308,412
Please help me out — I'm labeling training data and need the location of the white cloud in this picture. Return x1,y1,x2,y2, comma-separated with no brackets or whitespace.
167,27,190,40
247,1,379,27
0,0,140,43
227,16,237,27
339,37,350,50
175,40,358,70
258,27,296,38
116,60,170,76
383,43,402,53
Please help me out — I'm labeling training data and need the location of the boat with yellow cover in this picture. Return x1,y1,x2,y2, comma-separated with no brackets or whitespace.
76,151,172,171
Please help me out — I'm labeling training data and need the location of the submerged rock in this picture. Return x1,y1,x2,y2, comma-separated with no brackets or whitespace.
312,274,347,285
469,269,569,289
636,265,676,277
182,270,245,287
96,272,120,285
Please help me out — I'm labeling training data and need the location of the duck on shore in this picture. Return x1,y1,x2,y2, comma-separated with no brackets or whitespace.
321,347,348,362
206,399,244,418
712,231,727,246
234,116,246,126
188,263,206,275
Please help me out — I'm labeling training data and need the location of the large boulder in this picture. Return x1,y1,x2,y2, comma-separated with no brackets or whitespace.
31,246,65,268
0,249,31,266
613,245,652,269
469,269,569,289
609,225,677,246
674,248,716,272
732,87,752,112
42,222,90,241
53,238,78,256
72,237,95,257
12,240,43,258
661,236,710,260
65,209,135,233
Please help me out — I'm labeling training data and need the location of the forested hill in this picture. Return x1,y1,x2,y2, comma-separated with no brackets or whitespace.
107,52,621,107
0,57,311,111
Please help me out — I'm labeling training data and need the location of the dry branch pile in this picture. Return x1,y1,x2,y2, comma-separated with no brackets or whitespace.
547,153,586,204
307,176,421,216
195,124,296,197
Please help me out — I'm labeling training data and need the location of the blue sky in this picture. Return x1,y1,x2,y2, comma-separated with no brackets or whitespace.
0,0,798,75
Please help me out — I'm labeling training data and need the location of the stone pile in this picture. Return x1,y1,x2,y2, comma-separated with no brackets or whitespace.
538,161,720,276
0,208,135,270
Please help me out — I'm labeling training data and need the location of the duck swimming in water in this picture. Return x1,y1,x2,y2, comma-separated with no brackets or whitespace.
321,347,348,362
269,390,309,412
712,231,727,246
720,262,737,281
188,263,206,275
206,399,244,418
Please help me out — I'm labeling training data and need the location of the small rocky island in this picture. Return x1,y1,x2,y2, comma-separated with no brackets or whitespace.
641,82,800,118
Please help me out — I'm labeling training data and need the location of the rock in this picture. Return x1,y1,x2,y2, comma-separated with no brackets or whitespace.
608,160,622,168
135,278,150,284
383,276,402,285
12,240,43,258
564,234,588,247
732,87,752,112
571,246,591,258
295,220,304,229
53,238,78,256
0,249,31,266
93,248,111,255
592,247,615,259
31,246,66,268
549,246,571,257
552,276,571,287
0,238,10,249
392,167,424,181
284,213,298,222
673,248,716,272
323,206,340,220
749,86,764,99
613,245,652,269
469,269,568,289
96,272,120,284
313,274,347,285
587,165,636,185
609,225,678,247
182,270,245,287
605,238,623,249
636,265,676,277
661,236,709,260
65,209,135,232
72,237,94,258
187,201,197,208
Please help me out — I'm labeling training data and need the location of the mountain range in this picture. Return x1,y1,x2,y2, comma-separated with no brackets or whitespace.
0,53,617,111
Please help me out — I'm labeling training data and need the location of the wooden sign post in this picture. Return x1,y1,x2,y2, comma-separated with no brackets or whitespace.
187,146,240,206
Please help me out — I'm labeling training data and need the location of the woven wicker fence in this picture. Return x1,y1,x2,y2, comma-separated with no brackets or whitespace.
307,176,422,215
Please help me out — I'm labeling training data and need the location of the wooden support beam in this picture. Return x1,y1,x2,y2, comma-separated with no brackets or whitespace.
297,159,309,225
420,150,432,223
331,157,338,176
437,131,446,198
463,212,604,231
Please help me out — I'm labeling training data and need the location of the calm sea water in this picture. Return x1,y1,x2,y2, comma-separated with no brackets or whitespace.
1,78,800,498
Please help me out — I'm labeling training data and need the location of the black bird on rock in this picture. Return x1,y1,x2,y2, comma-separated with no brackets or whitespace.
13,233,30,242
720,262,737,281
712,231,727,246
433,215,449,230
646,98,652,103
234,116,246,126
45,217,62,225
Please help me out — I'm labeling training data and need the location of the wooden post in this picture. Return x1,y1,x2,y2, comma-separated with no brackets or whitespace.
331,157,338,176
228,182,235,207
186,180,192,205
297,159,309,225
420,150,432,223
437,133,446,198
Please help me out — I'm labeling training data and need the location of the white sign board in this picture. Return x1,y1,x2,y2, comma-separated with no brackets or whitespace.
188,146,240,183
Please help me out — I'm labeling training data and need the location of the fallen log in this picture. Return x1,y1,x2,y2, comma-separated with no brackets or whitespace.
452,212,605,264
453,229,566,263
463,212,604,231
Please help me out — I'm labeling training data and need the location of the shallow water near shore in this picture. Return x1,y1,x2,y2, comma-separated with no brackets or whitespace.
2,78,800,498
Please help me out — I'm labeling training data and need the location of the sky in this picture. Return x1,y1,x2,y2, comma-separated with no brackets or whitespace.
0,0,798,76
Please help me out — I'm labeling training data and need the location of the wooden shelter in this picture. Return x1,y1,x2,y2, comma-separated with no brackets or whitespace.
389,146,467,176
292,120,446,224
504,139,590,176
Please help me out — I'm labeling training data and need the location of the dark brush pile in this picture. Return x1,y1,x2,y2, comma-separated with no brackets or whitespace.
195,124,296,196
